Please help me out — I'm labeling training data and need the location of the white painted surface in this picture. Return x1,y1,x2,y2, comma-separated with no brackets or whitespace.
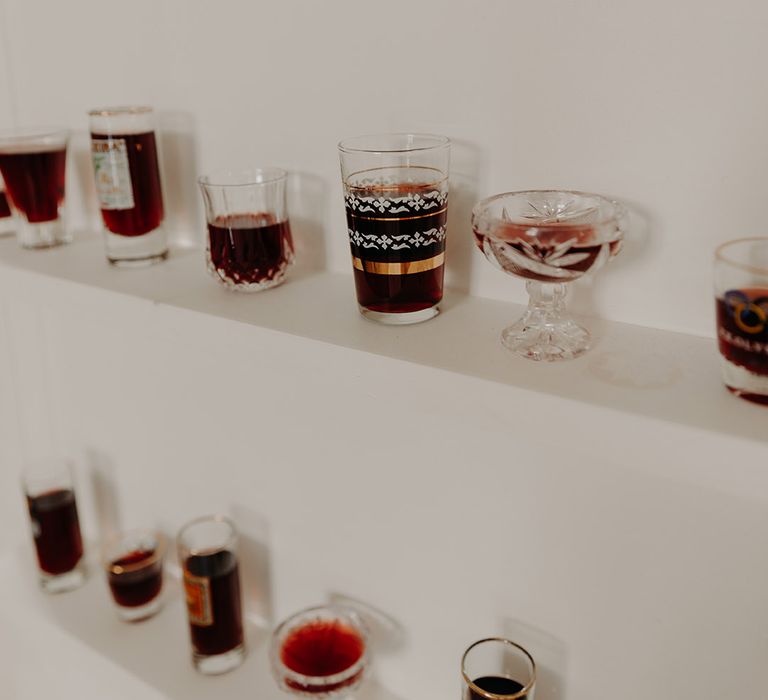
1,0,767,333
0,241,767,699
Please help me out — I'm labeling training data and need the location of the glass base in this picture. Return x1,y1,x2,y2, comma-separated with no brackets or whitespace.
193,643,246,675
105,227,168,267
0,216,14,237
358,304,439,325
721,358,768,406
501,311,591,361
39,562,86,594
207,258,292,292
114,595,163,622
17,218,71,249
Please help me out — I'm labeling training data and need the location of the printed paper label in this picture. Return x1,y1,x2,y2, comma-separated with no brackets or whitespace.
91,138,135,210
184,571,213,626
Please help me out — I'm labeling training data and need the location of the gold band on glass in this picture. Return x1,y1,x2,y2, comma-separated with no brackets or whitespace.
347,207,447,222
352,252,445,275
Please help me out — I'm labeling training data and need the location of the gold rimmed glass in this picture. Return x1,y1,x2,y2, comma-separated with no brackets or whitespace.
462,638,536,700
714,237,768,405
102,528,165,622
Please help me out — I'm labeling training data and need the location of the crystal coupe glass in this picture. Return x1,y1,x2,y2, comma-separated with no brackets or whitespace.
472,190,626,361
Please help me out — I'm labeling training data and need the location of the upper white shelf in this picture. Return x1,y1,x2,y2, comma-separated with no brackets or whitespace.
0,234,763,445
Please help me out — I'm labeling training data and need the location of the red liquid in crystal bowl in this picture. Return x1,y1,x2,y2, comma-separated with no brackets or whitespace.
280,619,365,690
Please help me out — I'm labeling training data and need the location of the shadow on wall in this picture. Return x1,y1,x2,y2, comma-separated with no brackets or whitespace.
501,618,568,700
446,138,486,294
86,448,122,543
287,171,328,280
69,130,101,235
157,111,200,249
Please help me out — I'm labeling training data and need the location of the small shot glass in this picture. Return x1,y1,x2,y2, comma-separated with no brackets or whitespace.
198,168,294,291
462,638,536,700
270,605,369,699
103,528,165,622
22,457,85,594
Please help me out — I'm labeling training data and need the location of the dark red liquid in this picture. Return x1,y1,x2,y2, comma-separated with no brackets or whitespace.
184,550,243,656
468,676,526,700
108,549,163,608
0,190,11,218
281,619,365,692
0,149,66,222
716,289,768,404
345,183,446,314
26,489,83,575
208,213,293,286
91,131,164,236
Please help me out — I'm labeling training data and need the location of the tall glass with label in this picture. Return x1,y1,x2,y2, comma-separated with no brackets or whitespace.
88,106,167,266
0,128,69,248
339,134,450,324
178,515,245,674
22,458,86,593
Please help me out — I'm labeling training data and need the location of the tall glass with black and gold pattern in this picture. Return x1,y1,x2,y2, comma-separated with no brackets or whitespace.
339,134,450,325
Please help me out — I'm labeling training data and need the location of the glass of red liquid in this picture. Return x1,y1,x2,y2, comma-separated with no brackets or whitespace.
462,638,536,700
0,175,15,237
714,237,768,405
22,458,85,593
339,134,450,325
472,190,626,361
270,605,368,698
103,528,165,622
88,106,167,266
178,515,245,674
198,168,294,291
0,127,70,249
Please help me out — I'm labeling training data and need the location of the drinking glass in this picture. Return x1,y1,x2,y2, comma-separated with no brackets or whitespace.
0,127,69,248
88,106,167,266
178,515,245,674
338,133,450,324
462,638,536,700
22,458,85,593
0,175,15,237
270,604,368,698
198,168,294,291
714,237,768,405
472,190,626,361
103,528,165,622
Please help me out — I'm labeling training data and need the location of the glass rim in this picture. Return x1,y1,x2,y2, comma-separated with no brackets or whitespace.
472,189,625,229
20,456,73,487
338,133,450,155
0,127,69,146
714,236,768,276
88,105,153,117
103,528,166,573
271,604,369,686
176,514,237,555
197,167,287,188
461,637,536,700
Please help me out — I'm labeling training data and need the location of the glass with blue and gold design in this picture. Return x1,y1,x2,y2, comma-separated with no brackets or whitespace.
339,134,450,325
715,237,768,405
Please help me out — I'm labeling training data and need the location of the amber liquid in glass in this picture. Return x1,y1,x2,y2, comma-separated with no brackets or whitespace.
0,149,66,222
27,489,83,575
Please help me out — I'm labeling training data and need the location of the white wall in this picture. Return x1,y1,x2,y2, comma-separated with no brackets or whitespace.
1,0,766,335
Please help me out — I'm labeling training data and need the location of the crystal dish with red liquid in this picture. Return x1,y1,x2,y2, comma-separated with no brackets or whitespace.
271,605,368,697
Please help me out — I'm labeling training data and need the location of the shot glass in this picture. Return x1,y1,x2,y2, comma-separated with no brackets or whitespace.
270,605,368,699
103,528,165,622
178,515,245,674
0,127,69,249
338,133,450,324
198,168,294,291
0,176,15,237
715,237,768,405
88,106,167,266
22,458,85,593
462,638,536,700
